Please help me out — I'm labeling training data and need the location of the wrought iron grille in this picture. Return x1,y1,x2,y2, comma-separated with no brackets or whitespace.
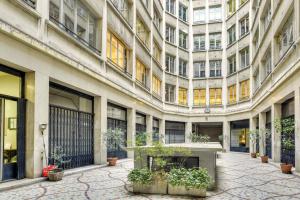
49,105,94,169
265,122,272,158
281,116,295,166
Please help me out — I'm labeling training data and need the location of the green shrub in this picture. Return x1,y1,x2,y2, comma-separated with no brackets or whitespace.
128,168,153,185
168,168,188,186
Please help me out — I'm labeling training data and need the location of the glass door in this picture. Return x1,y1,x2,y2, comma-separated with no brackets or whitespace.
0,98,18,180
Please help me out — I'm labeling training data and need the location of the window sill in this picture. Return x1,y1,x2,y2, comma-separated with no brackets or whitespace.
136,36,151,55
208,76,223,79
152,93,162,101
165,71,177,77
227,41,237,49
239,32,250,41
106,59,132,79
178,18,189,26
193,105,207,108
208,48,223,52
11,0,41,19
208,20,222,24
165,41,177,48
107,1,133,30
178,46,189,52
178,75,189,80
193,77,206,80
227,72,237,78
165,11,177,19
238,65,250,73
193,22,206,26
193,49,206,53
135,80,150,92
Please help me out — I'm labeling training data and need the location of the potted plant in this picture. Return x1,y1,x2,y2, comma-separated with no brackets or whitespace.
249,130,259,158
104,128,125,166
274,118,295,174
168,168,211,197
259,128,271,163
48,147,70,181
189,132,210,143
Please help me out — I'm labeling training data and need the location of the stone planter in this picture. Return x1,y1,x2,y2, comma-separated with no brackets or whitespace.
168,185,206,197
133,176,167,194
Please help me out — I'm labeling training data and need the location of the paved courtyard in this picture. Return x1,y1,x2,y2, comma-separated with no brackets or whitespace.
1,152,300,200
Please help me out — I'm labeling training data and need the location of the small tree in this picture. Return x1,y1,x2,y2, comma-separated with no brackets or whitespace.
50,146,71,169
104,128,125,158
249,129,259,153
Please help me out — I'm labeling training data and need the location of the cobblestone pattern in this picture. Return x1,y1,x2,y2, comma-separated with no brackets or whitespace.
1,153,300,200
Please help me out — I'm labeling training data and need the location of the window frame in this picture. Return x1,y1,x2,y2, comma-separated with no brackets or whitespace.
193,61,206,78
209,60,222,77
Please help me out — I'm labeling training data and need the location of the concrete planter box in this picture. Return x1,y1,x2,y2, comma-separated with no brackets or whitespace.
168,184,206,197
133,177,167,194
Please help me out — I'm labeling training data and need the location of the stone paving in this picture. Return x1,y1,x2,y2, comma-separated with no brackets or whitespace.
1,152,300,200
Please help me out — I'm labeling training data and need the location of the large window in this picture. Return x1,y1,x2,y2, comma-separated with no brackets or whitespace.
153,8,161,30
240,80,250,100
228,85,236,104
111,0,129,21
49,0,98,52
278,13,294,58
209,60,222,77
194,89,206,106
166,24,176,44
228,25,236,45
262,3,271,33
253,69,260,91
179,4,187,22
136,59,147,86
209,6,222,21
22,0,36,8
240,47,249,69
193,8,205,23
227,0,236,16
228,55,236,75
209,88,222,106
165,54,176,74
179,31,188,49
136,17,150,48
194,61,206,78
240,15,249,37
166,0,176,15
179,59,187,77
152,75,161,96
106,30,127,70
263,50,272,78
178,88,188,105
165,84,176,103
194,34,205,51
153,41,161,63
209,33,221,50
165,121,185,144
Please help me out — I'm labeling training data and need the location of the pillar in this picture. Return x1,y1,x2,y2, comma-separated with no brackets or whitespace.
25,72,49,178
259,112,266,156
185,121,192,143
223,120,230,152
272,103,281,162
295,88,300,172
249,117,257,153
127,108,136,158
146,115,153,145
159,118,165,144
94,96,107,165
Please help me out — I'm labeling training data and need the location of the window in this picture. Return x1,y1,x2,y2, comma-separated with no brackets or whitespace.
136,59,147,86
166,24,176,44
179,88,188,105
278,14,294,58
166,0,176,15
165,84,176,103
107,30,127,70
194,34,205,51
111,0,129,21
179,59,187,77
240,15,249,37
179,4,188,21
153,41,161,63
22,0,36,8
209,6,222,21
142,0,149,8
49,0,98,51
262,3,271,32
179,31,188,49
194,8,205,23
253,69,260,91
228,55,236,75
227,0,236,16
165,54,176,74
153,8,161,30
194,61,206,78
263,50,272,78
228,25,236,45
194,89,206,106
209,60,222,77
240,80,250,100
209,88,222,106
152,75,162,96
209,33,221,50
228,85,236,104
240,47,249,68
136,17,150,48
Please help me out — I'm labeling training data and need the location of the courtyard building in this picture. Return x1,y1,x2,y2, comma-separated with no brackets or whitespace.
0,0,300,183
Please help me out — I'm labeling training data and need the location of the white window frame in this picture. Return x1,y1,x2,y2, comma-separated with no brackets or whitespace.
209,60,222,77
179,3,188,22
194,61,206,78
165,84,176,103
240,47,249,68
166,24,176,44
240,15,249,37
166,0,176,15
209,33,221,50
193,8,206,23
179,31,188,49
228,55,236,75
228,25,236,45
179,59,187,77
193,34,206,51
209,6,222,21
166,54,176,74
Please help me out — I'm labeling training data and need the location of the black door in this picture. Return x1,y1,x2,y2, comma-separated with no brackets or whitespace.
49,105,94,169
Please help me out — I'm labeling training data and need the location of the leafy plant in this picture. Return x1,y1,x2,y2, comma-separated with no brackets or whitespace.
50,146,71,169
128,168,153,185
104,128,125,157
282,138,294,150
189,132,210,143
168,168,187,186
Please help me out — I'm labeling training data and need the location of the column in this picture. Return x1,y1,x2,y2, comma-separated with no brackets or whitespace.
295,88,300,172
25,72,49,178
185,121,192,143
94,96,107,165
146,115,153,145
259,112,266,156
249,117,257,153
159,118,165,144
127,108,136,158
223,120,230,152
272,103,281,162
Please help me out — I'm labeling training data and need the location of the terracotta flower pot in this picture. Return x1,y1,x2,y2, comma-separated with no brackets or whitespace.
260,156,268,163
48,168,64,181
280,163,293,174
107,157,118,166
251,153,257,158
